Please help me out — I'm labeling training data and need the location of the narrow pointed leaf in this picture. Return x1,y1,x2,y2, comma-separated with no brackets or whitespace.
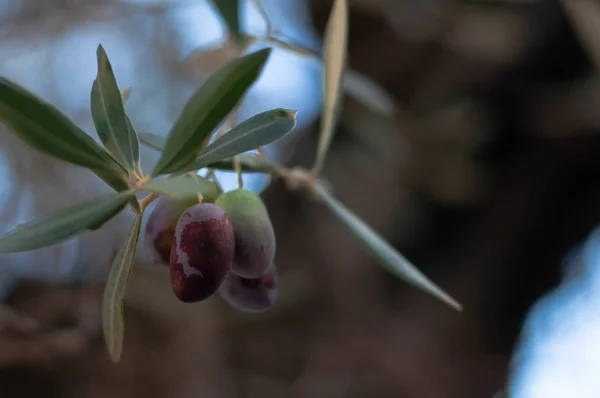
91,45,140,172
103,214,142,363
139,133,167,152
179,108,296,173
343,69,397,116
207,155,281,174
313,0,348,175
314,184,462,311
0,76,125,174
139,132,280,174
0,192,132,253
209,0,243,44
143,174,220,202
151,48,272,176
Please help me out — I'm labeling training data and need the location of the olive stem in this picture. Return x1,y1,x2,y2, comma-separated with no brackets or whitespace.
250,0,273,36
139,193,157,211
233,155,244,188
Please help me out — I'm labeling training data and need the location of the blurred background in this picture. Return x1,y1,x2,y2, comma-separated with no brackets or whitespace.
2,0,600,397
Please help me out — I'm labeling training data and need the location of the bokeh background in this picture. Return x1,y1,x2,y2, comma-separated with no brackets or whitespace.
2,0,600,397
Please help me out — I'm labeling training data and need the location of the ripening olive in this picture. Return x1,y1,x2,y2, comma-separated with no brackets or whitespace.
215,189,275,278
218,264,278,313
144,196,198,266
170,203,235,303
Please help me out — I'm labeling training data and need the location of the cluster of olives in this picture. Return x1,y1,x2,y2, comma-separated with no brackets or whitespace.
144,188,277,313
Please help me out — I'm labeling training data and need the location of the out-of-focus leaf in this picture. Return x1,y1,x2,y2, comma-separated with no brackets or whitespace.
102,214,142,363
209,0,243,44
562,0,600,69
151,48,272,176
121,87,132,103
343,69,398,116
181,41,250,76
139,133,166,152
312,0,348,175
0,192,132,253
179,108,296,173
143,174,220,202
0,76,125,174
314,184,462,311
91,45,141,172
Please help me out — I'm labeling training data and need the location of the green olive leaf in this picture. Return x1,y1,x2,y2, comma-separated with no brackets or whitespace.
143,174,220,202
151,48,272,176
0,192,133,253
138,132,280,174
139,133,166,152
0,76,127,182
312,0,348,175
91,45,141,173
206,155,281,174
209,0,243,45
314,184,462,311
102,214,142,363
179,108,296,173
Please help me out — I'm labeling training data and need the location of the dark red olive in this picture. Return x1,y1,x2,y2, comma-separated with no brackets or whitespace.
170,203,235,303
144,196,198,266
218,265,278,312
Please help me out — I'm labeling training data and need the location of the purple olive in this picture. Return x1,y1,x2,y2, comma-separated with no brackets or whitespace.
215,189,276,278
218,265,278,313
170,203,235,303
144,196,198,266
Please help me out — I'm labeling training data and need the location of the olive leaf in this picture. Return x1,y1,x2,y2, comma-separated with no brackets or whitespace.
312,0,348,175
102,214,142,363
143,174,220,202
139,132,166,152
207,155,280,174
179,108,296,173
0,76,127,182
151,48,272,176
209,0,243,44
91,44,141,173
314,184,462,311
562,0,600,69
0,192,133,253
139,133,279,173
343,69,397,116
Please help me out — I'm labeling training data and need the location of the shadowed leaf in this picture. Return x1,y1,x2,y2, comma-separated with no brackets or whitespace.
0,76,127,187
315,184,462,311
0,192,133,253
151,48,272,176
102,214,142,363
91,44,140,172
312,0,348,175
180,108,296,173
210,0,243,44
